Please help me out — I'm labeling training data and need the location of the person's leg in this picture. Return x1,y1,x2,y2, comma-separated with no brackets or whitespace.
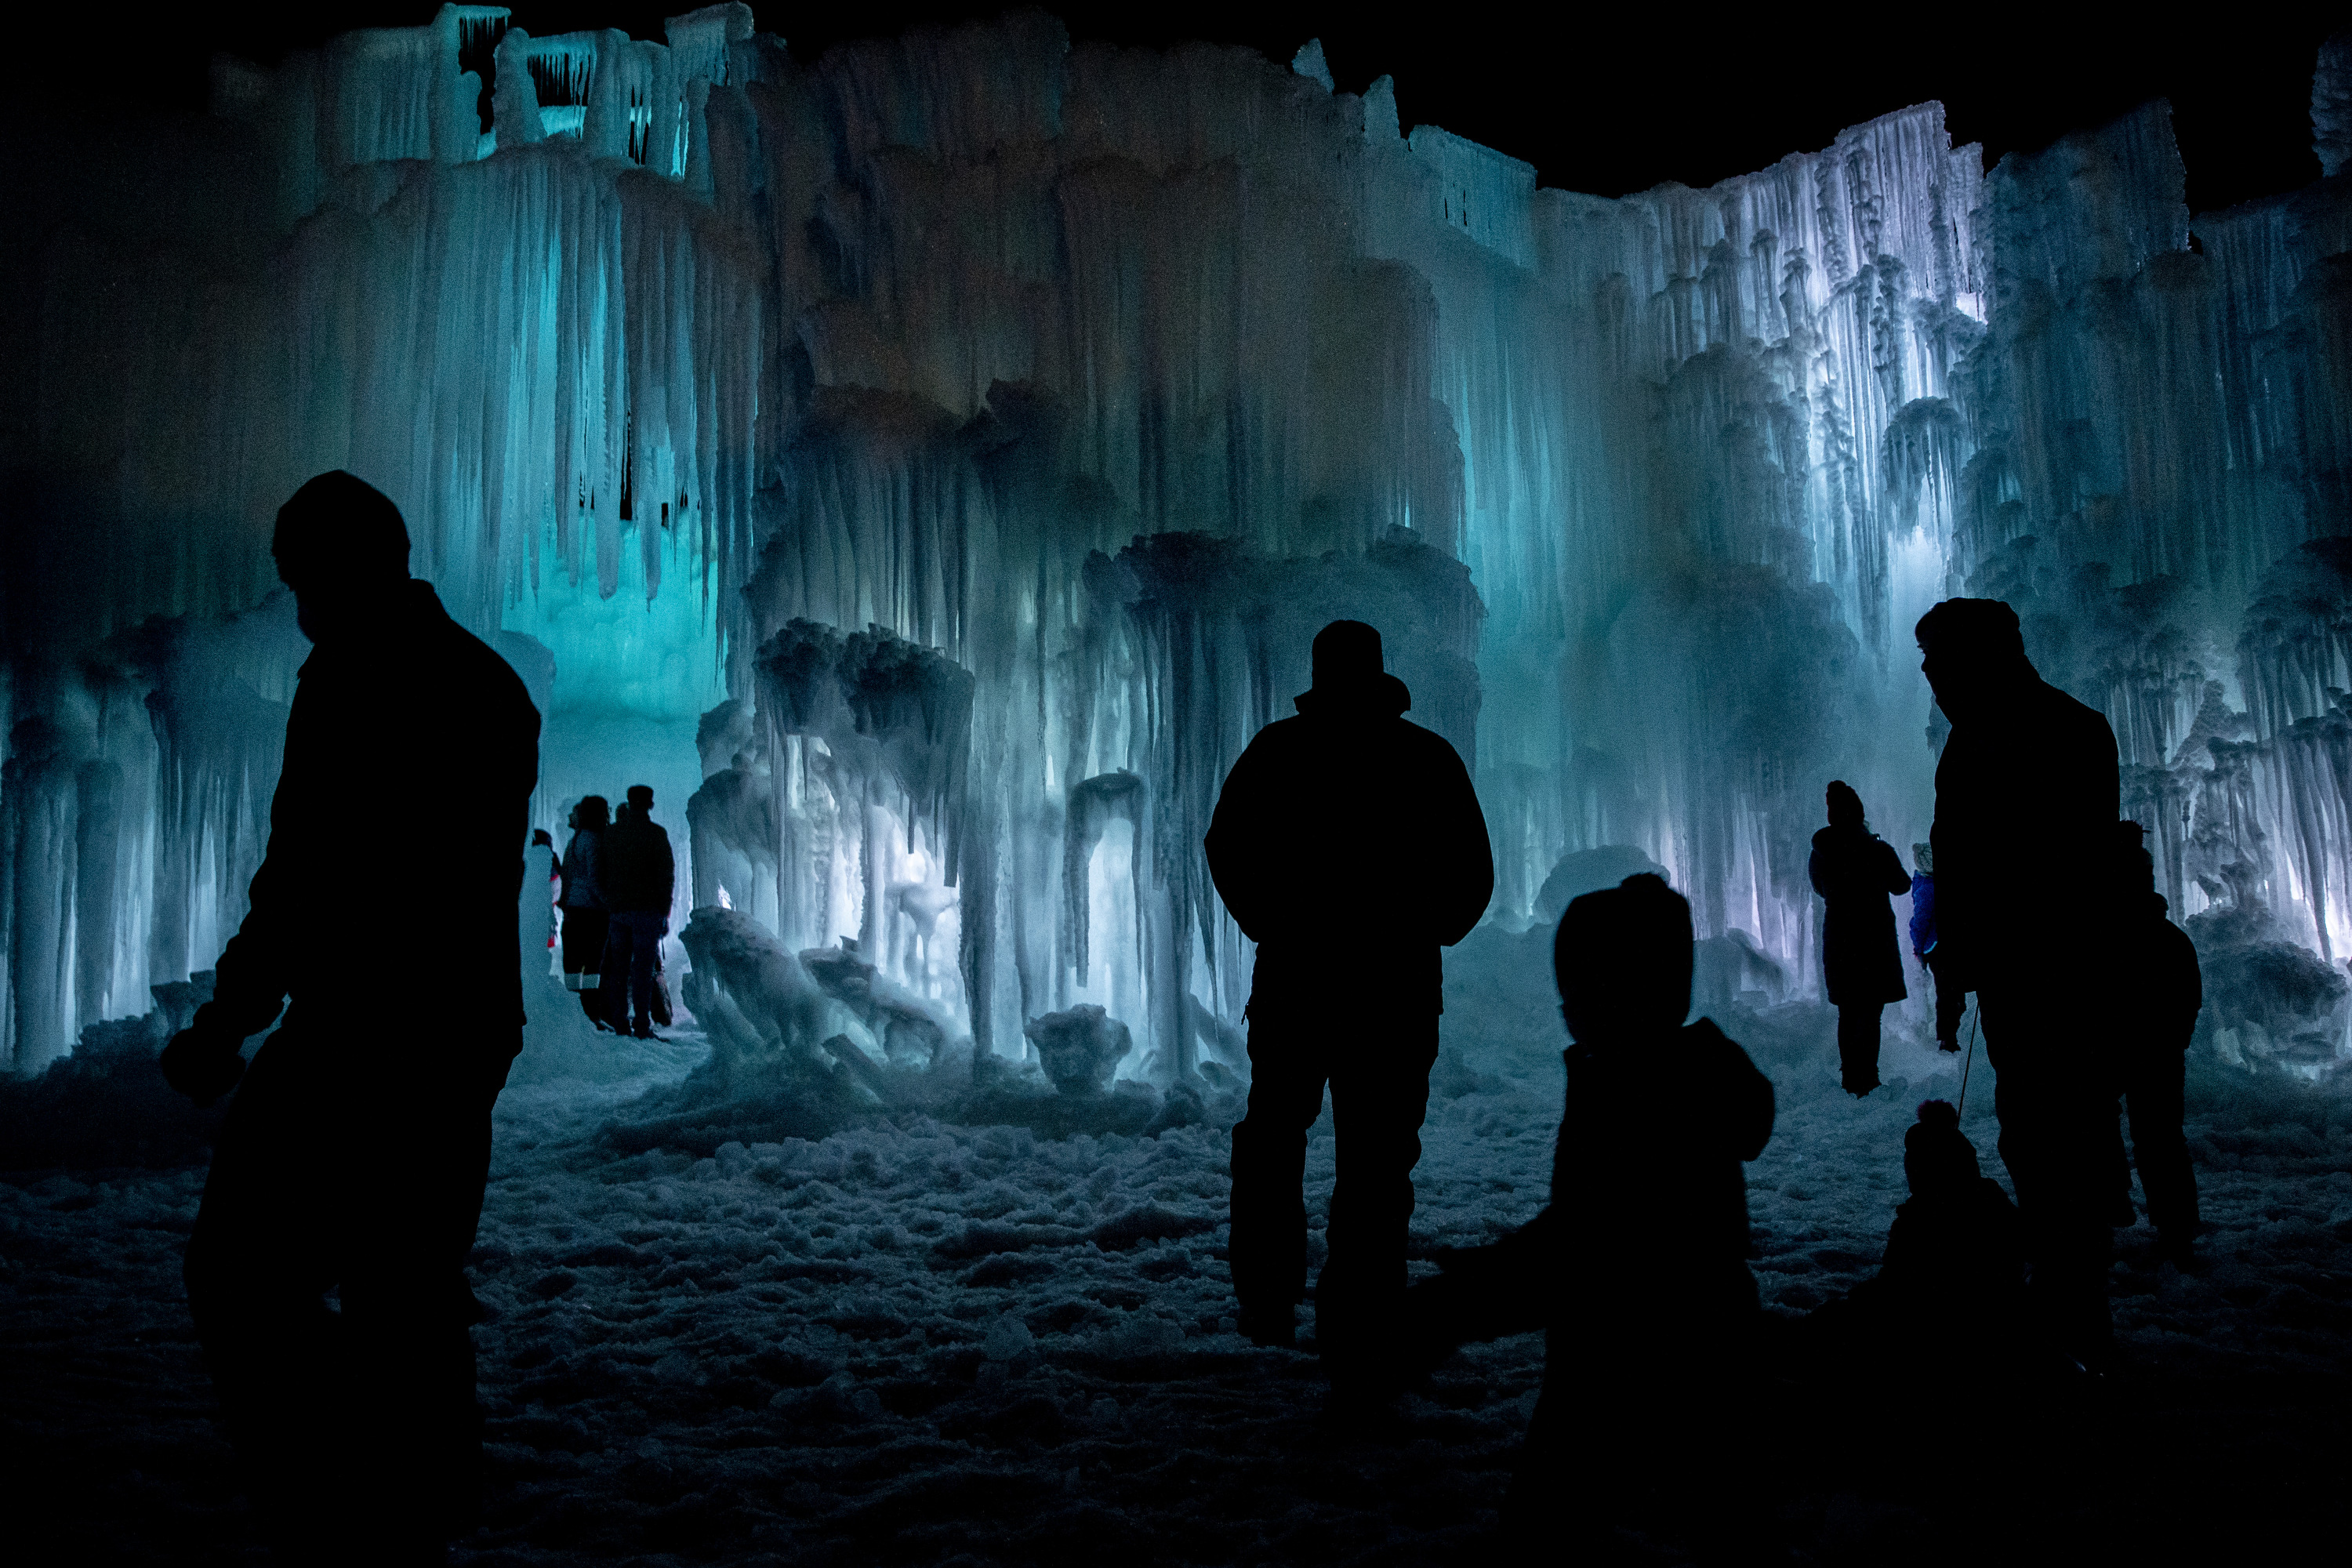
564,909,608,1026
1836,1004,1882,1094
1984,986,2113,1364
1931,954,1966,1051
1319,1013,1439,1375
626,913,660,1035
183,1030,348,1552
601,917,634,1034
1227,1007,1330,1344
2108,1082,2139,1227
2127,1048,2199,1253
339,1046,514,1560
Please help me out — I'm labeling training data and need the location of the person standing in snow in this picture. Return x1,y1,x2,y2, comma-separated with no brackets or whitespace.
1427,876,1774,1550
1808,781,1913,1096
559,795,613,1030
1909,840,1966,1052
599,783,676,1040
158,470,539,1563
1205,619,1493,1385
1916,597,2121,1368
2104,820,2203,1265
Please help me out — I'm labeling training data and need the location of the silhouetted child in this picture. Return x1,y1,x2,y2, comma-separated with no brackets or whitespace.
2106,822,2202,1263
1413,874,1774,1555
1813,1101,2027,1367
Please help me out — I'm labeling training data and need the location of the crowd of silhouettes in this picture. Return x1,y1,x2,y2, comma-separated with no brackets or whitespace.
557,785,676,1039
154,472,2207,1563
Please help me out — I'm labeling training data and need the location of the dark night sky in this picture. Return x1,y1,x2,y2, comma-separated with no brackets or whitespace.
38,5,2346,212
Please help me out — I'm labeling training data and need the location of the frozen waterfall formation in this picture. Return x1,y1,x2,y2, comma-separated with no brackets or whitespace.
7,9,2352,1080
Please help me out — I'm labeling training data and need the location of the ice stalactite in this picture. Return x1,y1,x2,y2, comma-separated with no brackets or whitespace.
11,12,2352,1080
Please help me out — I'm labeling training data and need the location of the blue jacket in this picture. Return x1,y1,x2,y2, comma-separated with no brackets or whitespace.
1909,872,1936,960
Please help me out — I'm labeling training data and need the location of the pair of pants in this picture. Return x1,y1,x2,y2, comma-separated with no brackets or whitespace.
1980,982,2114,1359
1836,1004,1883,1091
601,910,665,1032
183,1024,512,1559
1927,950,1968,1047
2117,1046,2198,1240
1227,1005,1439,1350
560,906,608,987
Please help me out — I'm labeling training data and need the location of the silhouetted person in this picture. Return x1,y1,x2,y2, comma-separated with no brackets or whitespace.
1205,620,1492,1377
1910,840,1966,1051
600,783,675,1040
560,795,613,1030
1809,780,1912,1095
158,471,539,1563
1489,876,1773,1552
2105,821,2203,1264
1917,597,2120,1367
1807,1100,2027,1373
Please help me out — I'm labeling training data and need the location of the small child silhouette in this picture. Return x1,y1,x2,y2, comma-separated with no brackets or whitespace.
1406,873,1775,1552
1809,1100,2029,1374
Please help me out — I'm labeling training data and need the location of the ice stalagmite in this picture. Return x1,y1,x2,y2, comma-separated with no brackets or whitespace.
8,11,2352,1080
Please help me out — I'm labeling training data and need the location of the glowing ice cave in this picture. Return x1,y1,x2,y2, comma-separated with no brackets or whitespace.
9,5,2352,1086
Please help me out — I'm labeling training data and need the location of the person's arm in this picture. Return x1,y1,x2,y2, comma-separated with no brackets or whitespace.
1203,735,1273,942
1430,737,1494,946
657,828,677,924
1878,840,1913,896
1808,840,1829,900
1725,1040,1776,1161
161,682,321,1103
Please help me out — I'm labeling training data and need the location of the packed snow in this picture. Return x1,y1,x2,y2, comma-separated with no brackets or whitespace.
8,930,2350,1562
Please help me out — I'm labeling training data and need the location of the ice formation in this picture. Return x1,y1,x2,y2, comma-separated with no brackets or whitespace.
7,7,2352,1080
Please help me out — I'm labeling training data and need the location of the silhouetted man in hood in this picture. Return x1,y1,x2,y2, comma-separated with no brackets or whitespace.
161,470,539,1562
1205,620,1493,1386
1917,597,2119,1367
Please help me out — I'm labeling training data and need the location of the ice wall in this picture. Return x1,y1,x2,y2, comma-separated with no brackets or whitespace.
7,8,2352,1077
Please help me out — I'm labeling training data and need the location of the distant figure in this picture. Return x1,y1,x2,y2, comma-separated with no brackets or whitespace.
1909,840,1965,1052
600,784,676,1040
560,796,613,1031
1917,597,2121,1367
158,471,539,1560
1454,876,1774,1550
1808,1100,2027,1370
531,829,557,956
1808,781,1912,1095
1204,620,1493,1381
2106,821,2203,1264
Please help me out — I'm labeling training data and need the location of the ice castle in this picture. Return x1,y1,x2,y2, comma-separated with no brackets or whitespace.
7,5,2351,1080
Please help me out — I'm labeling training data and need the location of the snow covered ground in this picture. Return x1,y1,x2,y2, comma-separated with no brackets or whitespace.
6,935,2350,1563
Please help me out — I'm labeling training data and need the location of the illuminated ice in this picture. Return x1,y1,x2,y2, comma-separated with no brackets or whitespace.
5,10,2350,1083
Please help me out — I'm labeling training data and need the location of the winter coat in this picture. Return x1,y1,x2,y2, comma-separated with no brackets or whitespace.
600,816,676,916
1809,826,1912,1007
1908,872,1936,960
1929,674,2118,989
559,826,604,910
194,581,540,1045
1820,1175,2030,1367
1876,1177,2026,1308
1205,680,1492,1014
1549,1018,1776,1319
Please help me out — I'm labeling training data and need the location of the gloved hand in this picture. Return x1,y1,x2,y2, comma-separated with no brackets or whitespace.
160,1028,246,1107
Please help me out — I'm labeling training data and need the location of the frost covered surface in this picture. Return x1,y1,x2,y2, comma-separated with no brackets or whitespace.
14,13,2352,1083
9,958,2352,1562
